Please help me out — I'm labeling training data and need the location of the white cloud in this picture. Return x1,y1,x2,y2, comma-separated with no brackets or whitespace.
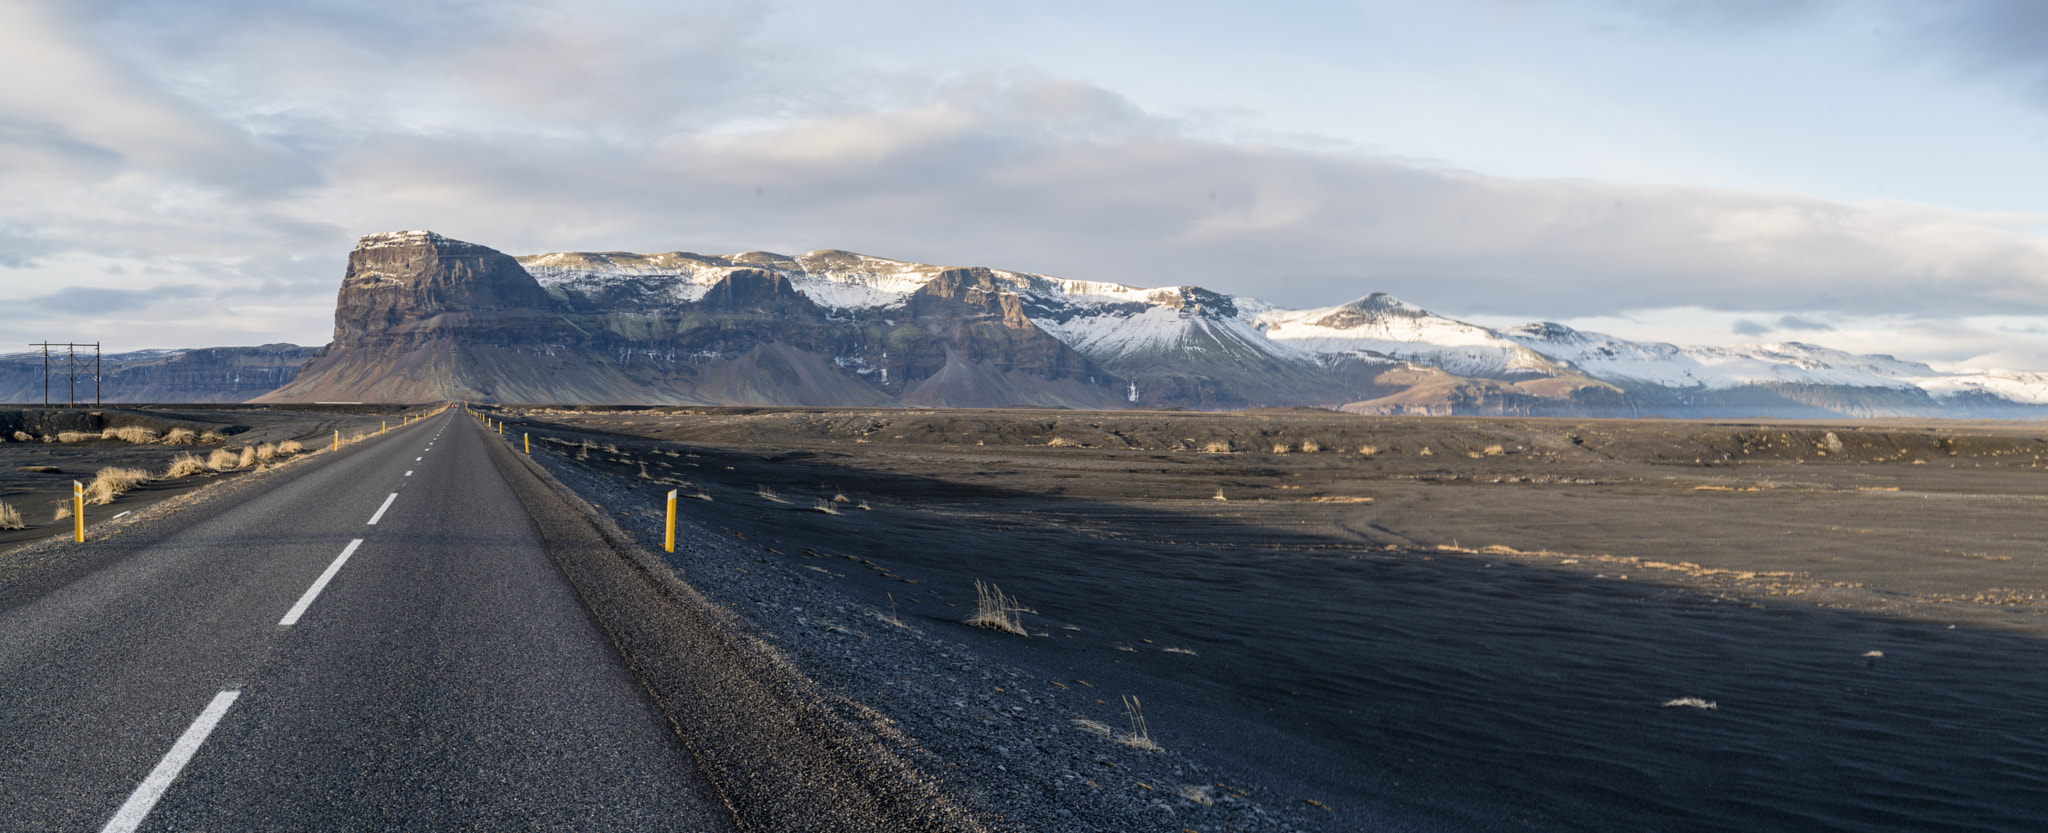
5,0,2048,371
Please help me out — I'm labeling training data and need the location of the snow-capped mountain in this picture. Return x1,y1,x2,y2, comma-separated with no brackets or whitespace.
251,231,2048,416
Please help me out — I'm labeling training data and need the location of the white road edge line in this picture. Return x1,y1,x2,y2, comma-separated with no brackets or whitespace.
367,493,398,525
279,539,363,626
99,689,242,833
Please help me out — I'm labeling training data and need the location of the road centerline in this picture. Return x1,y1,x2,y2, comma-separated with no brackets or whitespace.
366,493,398,525
279,539,364,626
99,690,242,833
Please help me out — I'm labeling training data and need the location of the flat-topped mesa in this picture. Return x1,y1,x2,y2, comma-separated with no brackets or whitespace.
335,230,556,348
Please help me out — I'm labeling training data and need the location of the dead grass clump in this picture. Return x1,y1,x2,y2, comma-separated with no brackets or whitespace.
1271,442,1291,453
1483,444,1506,456
102,426,159,443
1357,444,1379,455
53,501,71,522
0,501,23,530
1046,436,1081,447
163,453,210,479
756,485,787,503
11,431,31,442
199,431,227,443
206,448,241,471
813,499,842,515
1200,441,1234,454
965,580,1030,635
84,467,150,505
160,428,199,444
874,594,910,629
254,442,278,463
236,446,257,469
831,493,851,503
57,431,98,443
277,440,304,455
1119,695,1161,750
1301,439,1322,452
1662,697,1718,710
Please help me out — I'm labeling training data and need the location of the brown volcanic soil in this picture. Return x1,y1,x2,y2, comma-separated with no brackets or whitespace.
503,406,2048,832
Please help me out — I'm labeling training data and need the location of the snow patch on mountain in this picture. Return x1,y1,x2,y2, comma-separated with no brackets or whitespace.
1254,294,1561,378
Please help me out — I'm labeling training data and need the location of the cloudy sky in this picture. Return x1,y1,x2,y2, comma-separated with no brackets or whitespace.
6,0,2048,370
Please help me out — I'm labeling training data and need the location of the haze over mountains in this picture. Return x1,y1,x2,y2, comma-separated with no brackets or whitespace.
17,229,2048,417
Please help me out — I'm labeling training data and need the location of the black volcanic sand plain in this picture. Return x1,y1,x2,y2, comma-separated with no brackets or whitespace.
503,406,2048,832
0,406,419,553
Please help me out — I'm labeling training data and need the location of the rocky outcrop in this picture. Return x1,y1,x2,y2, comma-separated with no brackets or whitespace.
259,232,1128,407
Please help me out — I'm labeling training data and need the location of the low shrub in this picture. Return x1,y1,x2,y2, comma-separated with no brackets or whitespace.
163,453,210,478
84,467,151,505
0,501,22,530
206,448,240,471
160,428,199,444
277,440,305,455
102,426,159,443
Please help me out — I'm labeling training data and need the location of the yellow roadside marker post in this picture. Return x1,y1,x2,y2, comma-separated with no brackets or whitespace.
72,481,84,542
334,429,340,449
524,433,530,453
665,489,678,553
382,420,387,433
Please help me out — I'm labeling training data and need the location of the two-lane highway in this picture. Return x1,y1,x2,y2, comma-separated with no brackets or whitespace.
0,410,734,831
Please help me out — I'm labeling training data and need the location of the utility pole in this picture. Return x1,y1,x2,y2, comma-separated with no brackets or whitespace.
31,342,102,405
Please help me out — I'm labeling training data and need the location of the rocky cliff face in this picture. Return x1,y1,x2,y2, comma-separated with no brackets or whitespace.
0,345,318,403
259,232,1126,407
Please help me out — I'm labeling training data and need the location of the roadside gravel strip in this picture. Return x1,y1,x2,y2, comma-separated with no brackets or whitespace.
480,429,999,833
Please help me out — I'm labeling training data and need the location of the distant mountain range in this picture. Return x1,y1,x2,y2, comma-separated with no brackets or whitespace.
33,229,2048,417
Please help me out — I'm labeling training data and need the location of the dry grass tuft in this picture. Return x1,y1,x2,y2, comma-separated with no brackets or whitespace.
1046,436,1081,447
965,580,1030,635
831,492,851,503
11,431,31,442
1200,441,1233,454
57,431,98,443
756,485,787,503
160,428,199,444
237,446,257,469
1070,718,1114,738
53,501,71,522
102,426,159,443
1662,697,1718,710
277,440,304,455
254,443,278,463
1301,439,1322,452
857,499,872,511
1418,446,1434,457
163,453,210,479
1271,442,1291,453
813,499,842,515
0,501,23,530
84,467,150,505
1118,695,1161,750
199,431,227,443
1483,443,1506,456
206,448,241,471
874,594,911,629
1213,487,1228,501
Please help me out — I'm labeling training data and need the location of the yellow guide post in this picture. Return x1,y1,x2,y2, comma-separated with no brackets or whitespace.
334,429,340,448
498,423,503,436
665,489,678,553
72,481,84,542
382,420,387,433
524,433,530,453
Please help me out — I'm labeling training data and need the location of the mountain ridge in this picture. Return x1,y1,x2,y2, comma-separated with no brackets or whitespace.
143,230,2048,417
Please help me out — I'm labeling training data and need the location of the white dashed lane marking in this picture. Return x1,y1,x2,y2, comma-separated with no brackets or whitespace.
99,690,242,833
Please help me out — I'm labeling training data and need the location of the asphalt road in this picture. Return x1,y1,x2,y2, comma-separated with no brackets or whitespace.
0,409,735,832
